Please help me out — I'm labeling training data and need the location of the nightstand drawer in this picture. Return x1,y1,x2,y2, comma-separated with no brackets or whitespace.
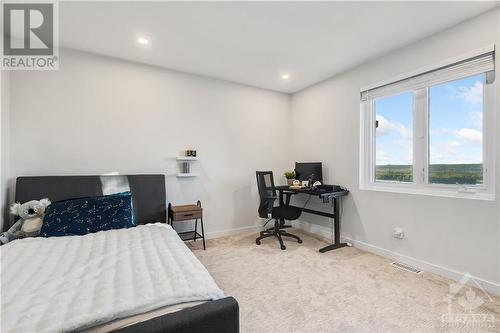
173,210,202,221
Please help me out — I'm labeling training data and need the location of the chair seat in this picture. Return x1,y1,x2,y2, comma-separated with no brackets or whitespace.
271,205,301,220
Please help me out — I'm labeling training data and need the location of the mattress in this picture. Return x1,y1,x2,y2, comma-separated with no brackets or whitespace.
84,301,204,332
1,223,224,333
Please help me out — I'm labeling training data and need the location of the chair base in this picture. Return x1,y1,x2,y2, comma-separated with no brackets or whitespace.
255,221,302,250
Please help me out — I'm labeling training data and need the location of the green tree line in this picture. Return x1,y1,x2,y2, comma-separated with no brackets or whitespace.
375,164,482,185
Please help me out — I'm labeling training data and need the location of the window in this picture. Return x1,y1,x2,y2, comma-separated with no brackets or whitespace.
428,75,484,185
360,47,495,200
375,92,414,183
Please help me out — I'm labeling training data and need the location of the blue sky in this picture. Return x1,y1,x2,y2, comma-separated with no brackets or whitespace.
376,74,484,166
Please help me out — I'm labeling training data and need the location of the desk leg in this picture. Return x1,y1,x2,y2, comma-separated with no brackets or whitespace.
319,197,348,253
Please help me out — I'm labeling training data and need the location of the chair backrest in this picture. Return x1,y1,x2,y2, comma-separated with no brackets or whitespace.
256,171,276,218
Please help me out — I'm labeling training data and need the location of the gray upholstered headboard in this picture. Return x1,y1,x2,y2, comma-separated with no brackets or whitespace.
10,174,166,230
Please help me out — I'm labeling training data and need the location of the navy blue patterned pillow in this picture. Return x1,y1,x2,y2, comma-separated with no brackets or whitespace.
41,192,135,237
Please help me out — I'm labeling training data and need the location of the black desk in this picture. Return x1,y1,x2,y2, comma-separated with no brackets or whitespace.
274,185,349,253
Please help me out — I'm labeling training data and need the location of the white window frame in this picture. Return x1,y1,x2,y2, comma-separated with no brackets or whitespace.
360,46,496,201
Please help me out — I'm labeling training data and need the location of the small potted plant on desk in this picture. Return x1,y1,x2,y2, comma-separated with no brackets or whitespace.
284,170,296,186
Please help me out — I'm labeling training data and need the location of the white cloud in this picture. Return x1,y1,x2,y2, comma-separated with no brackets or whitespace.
376,115,411,139
376,139,413,165
447,140,462,149
467,111,482,130
396,140,413,164
376,148,411,165
430,140,461,162
430,140,482,164
376,150,390,162
453,81,483,104
456,128,482,145
376,115,413,165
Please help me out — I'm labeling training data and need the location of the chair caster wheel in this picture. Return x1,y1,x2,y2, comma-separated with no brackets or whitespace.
280,245,286,250
298,239,303,243
256,240,261,245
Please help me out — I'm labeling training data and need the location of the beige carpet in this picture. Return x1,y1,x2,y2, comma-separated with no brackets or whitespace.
189,229,500,333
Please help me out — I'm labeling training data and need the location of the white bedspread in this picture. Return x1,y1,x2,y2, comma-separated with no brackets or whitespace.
1,223,224,332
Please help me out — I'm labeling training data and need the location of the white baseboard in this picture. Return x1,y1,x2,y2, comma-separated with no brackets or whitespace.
292,220,334,241
205,224,262,240
292,220,500,296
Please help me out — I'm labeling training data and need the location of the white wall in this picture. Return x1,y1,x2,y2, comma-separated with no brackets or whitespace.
6,49,292,236
1,71,11,230
291,9,500,293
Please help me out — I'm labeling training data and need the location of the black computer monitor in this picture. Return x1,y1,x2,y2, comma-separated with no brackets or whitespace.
295,162,323,183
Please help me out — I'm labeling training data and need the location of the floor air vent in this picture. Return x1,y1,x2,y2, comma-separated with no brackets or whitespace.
390,261,423,275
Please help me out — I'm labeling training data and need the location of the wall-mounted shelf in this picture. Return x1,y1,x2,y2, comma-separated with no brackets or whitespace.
176,157,199,161
177,155,199,177
177,173,200,177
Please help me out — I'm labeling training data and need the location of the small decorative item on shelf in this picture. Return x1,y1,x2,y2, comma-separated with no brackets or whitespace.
284,170,296,186
185,150,197,157
177,150,199,177
182,162,191,173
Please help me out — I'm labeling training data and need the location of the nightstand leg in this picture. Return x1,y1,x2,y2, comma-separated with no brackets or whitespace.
194,219,198,242
201,216,206,250
167,203,172,225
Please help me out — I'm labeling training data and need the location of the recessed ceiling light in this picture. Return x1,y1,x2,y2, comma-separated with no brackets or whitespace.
281,74,290,80
137,37,149,45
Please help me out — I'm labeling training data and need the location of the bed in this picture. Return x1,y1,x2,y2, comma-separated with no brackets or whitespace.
1,175,239,333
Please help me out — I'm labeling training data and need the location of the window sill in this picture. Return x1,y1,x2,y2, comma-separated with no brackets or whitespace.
360,183,495,201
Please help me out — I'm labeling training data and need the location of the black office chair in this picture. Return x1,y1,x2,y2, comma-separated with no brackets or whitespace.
255,171,302,250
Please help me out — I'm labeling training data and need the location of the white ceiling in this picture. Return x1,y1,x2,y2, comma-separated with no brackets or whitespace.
60,2,499,93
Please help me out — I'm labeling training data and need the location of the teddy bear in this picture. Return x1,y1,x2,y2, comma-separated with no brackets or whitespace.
0,199,51,244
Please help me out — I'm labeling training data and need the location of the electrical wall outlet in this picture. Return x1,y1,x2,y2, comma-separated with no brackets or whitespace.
393,227,405,239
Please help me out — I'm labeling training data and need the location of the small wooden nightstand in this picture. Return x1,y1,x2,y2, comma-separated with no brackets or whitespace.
168,200,206,250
